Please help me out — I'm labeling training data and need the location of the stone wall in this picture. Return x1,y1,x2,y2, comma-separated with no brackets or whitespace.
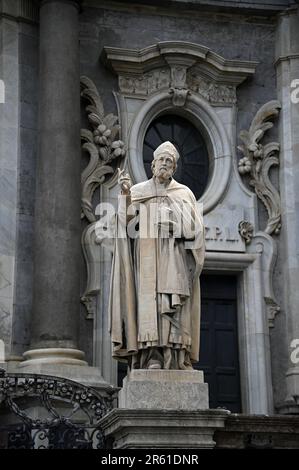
0,0,293,412
12,22,39,358
0,2,38,360
214,414,299,448
0,15,20,360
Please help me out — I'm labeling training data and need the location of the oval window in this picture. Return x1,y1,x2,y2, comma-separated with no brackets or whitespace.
143,114,209,200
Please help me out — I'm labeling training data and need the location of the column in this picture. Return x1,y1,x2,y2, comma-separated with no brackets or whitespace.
275,6,299,411
21,0,86,367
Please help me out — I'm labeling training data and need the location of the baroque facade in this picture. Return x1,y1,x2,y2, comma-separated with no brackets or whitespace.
1,0,299,448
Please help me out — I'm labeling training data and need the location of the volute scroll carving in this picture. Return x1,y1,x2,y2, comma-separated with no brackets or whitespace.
80,76,126,318
238,100,281,236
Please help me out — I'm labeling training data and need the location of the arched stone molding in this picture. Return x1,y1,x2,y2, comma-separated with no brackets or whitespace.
128,91,232,214
103,41,257,214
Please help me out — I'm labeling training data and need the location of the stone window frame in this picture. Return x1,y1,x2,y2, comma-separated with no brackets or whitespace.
127,90,232,215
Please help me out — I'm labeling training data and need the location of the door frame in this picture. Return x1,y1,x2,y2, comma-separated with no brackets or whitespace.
204,237,275,415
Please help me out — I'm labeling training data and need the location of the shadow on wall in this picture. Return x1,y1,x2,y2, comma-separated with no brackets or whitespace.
0,340,5,362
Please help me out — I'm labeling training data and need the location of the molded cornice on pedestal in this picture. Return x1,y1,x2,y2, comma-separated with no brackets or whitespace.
100,408,229,449
102,41,258,106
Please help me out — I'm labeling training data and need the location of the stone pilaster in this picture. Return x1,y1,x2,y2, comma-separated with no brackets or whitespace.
0,9,20,362
275,6,299,412
21,0,86,367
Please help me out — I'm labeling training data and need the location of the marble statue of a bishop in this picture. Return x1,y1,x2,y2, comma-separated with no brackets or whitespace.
108,141,205,370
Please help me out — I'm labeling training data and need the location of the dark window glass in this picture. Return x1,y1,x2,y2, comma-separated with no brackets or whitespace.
143,114,209,199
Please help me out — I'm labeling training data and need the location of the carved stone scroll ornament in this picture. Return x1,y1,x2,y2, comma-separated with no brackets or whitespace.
80,76,126,317
168,65,190,107
238,220,254,244
169,87,190,107
248,232,280,327
238,100,281,236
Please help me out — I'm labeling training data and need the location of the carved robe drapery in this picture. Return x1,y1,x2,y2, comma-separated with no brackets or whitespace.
108,178,205,365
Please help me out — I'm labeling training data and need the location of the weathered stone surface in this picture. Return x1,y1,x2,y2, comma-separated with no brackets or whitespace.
16,356,113,390
11,22,38,358
275,7,299,413
100,408,229,449
26,0,82,353
215,414,299,449
118,370,209,410
0,17,19,357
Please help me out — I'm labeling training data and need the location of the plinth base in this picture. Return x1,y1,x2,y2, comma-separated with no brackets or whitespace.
119,369,209,410
20,348,87,366
16,348,113,391
104,369,223,448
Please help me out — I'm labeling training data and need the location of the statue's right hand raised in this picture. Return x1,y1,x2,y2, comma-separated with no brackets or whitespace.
117,168,132,195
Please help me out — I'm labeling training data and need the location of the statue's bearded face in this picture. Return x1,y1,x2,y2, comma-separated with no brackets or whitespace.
152,152,176,181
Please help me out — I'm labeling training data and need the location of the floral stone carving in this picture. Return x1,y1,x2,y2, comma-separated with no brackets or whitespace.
238,100,281,236
80,76,126,317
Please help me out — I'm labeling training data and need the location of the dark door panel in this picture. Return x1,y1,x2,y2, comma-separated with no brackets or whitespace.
194,274,242,412
118,274,242,414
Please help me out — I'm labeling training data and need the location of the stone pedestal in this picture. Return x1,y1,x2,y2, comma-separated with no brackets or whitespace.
100,409,229,449
100,369,228,448
119,369,209,410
